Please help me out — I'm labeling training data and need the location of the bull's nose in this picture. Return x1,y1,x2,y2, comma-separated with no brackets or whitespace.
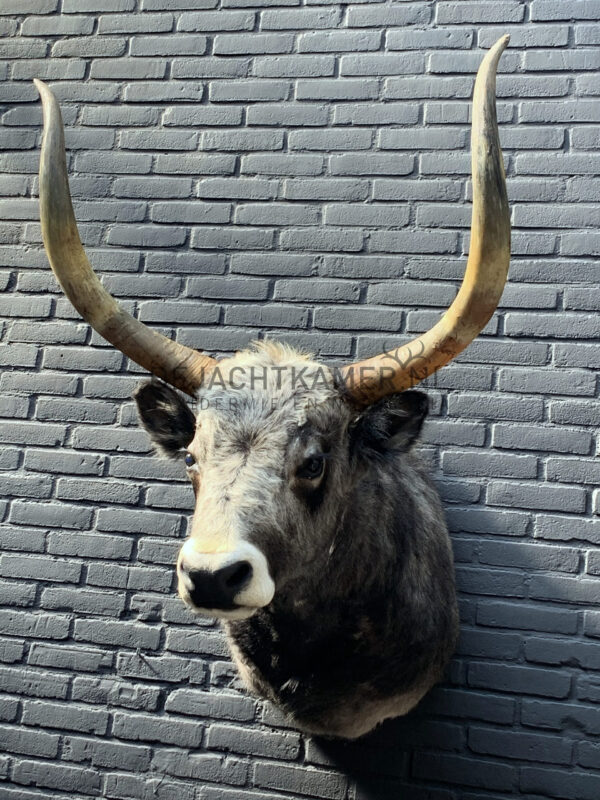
188,560,253,610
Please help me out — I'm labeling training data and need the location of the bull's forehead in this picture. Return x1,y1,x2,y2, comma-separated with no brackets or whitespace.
195,342,340,443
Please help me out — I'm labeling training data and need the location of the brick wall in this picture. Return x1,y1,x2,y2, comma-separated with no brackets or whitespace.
1,1,599,798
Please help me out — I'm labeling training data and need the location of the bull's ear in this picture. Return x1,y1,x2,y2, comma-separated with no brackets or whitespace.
134,379,196,458
351,391,428,455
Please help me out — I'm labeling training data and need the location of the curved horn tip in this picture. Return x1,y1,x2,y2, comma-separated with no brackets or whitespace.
33,78,49,97
488,34,510,61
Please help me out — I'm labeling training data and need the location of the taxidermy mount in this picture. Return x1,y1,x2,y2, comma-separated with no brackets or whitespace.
33,36,510,738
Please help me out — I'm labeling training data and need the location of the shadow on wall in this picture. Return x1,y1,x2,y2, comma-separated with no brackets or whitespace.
309,691,460,800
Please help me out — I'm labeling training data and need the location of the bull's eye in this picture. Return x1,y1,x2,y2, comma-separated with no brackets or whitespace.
297,455,325,481
184,452,196,468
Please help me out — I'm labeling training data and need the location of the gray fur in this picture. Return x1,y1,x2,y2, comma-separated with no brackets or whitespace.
135,342,459,739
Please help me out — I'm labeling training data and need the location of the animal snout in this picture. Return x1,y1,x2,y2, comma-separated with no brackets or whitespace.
187,560,253,610
177,538,276,619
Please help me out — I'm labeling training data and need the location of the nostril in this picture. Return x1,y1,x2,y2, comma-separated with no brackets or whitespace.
183,560,254,611
219,561,253,592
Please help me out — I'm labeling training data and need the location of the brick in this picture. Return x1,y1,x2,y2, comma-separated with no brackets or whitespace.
550,400,599,427
301,29,381,53
477,601,577,635
72,676,160,711
97,508,181,537
0,665,69,700
347,4,429,27
207,723,301,759
577,675,600,704
521,766,600,800
29,643,113,673
0,554,81,584
173,57,249,79
422,688,515,725
535,515,600,545
52,36,127,58
531,0,600,20
261,7,339,28
0,723,59,758
469,662,571,698
9,500,92,531
0,696,19,722
165,689,255,721
296,79,379,102
547,458,600,486
530,575,600,606
178,10,254,30
23,700,109,734
130,34,207,56
448,392,544,422
523,697,600,735
56,477,140,506
254,761,347,799
0,527,44,555
166,628,228,658
442,450,537,479
413,752,515,791
492,423,593,455
456,566,526,598
113,710,203,747
42,587,126,617
0,578,36,608
63,735,151,771
98,12,173,33
478,541,579,573
74,619,161,650
12,759,102,794
469,725,571,763
117,652,202,683
488,481,586,513
284,178,369,202
457,628,521,660
63,0,134,8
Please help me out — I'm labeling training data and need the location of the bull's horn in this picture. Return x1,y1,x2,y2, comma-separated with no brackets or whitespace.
35,79,216,397
341,35,511,406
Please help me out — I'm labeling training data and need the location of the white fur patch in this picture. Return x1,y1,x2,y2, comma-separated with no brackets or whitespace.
176,342,338,619
178,538,275,619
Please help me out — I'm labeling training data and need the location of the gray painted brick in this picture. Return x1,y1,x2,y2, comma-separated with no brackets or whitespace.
12,758,102,794
531,0,600,20
0,664,69,699
535,515,600,545
113,710,203,746
468,662,570,699
29,643,113,673
492,423,592,455
51,35,127,58
23,700,109,735
9,500,92,530
0,722,60,758
63,735,151,771
42,587,126,617
477,601,578,635
254,761,347,799
469,725,571,764
437,1,525,24
165,689,255,721
0,554,81,584
488,481,586,514
72,676,160,711
74,618,161,650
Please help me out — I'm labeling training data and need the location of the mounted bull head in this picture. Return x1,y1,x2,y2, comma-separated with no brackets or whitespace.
34,36,510,739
